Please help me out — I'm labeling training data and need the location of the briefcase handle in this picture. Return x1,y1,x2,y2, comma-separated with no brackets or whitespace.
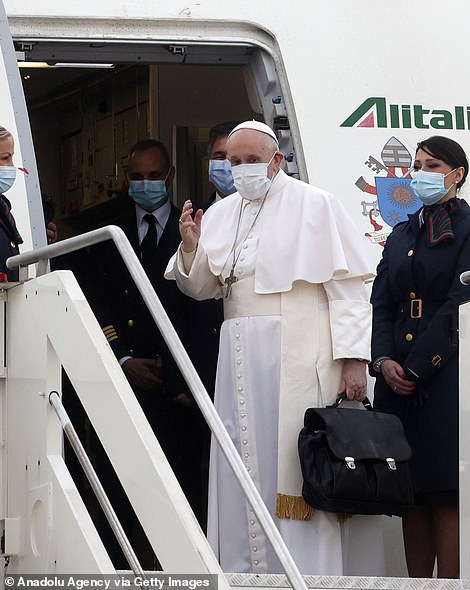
330,393,373,411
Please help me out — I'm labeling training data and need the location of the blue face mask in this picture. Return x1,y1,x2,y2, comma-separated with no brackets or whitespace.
209,159,236,197
128,179,168,211
410,169,456,206
0,166,16,194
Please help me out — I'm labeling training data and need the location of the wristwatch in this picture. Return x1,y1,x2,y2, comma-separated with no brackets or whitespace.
373,357,390,373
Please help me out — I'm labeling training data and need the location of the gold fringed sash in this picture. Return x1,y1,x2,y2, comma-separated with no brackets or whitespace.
276,493,314,521
277,283,343,521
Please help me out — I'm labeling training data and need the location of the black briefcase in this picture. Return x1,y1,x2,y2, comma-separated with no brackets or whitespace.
298,395,413,516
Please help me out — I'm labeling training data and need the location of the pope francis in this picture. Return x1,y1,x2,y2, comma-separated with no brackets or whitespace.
165,121,385,575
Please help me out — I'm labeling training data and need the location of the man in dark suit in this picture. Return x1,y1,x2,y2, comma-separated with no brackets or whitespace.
204,121,240,210
91,139,206,568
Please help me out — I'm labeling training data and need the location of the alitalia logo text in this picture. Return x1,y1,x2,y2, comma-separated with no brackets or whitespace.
341,97,470,129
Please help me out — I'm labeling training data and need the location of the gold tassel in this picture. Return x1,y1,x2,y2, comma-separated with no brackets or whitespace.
336,513,353,522
276,494,314,521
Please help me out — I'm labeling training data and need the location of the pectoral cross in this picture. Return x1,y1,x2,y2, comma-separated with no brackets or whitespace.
224,268,238,299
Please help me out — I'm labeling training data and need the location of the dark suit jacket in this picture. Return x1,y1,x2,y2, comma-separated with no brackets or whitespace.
202,191,218,212
87,201,212,527
91,203,191,398
371,199,470,496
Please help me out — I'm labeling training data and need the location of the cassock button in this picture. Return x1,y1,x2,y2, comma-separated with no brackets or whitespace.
127,319,134,327
254,560,259,566
407,249,414,257
405,333,413,342
409,292,416,299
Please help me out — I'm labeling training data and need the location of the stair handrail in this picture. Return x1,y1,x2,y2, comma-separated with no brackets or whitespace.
7,225,307,590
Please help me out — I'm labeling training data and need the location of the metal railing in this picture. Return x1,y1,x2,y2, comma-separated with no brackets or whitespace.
49,390,144,577
7,225,307,590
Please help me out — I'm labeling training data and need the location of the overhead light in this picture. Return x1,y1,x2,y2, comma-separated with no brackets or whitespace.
55,63,115,68
18,62,115,69
18,62,50,69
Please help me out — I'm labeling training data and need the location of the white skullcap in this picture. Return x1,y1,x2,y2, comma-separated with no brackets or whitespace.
228,120,279,146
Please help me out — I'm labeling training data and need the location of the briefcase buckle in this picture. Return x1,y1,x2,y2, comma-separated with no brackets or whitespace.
386,458,397,471
410,298,423,319
345,456,356,470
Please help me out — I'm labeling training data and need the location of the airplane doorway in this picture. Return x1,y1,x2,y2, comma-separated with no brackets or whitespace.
17,41,298,238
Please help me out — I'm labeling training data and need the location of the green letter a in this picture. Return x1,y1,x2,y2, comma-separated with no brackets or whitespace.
340,97,387,128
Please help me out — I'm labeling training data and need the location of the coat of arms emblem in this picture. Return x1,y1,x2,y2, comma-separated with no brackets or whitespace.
355,137,420,246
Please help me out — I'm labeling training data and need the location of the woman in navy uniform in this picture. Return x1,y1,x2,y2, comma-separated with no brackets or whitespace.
0,126,57,278
371,136,470,578
0,126,23,280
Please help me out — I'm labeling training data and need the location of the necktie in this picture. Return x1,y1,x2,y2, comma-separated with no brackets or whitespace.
140,214,158,264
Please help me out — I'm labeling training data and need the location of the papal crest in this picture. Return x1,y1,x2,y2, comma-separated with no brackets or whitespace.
355,136,420,246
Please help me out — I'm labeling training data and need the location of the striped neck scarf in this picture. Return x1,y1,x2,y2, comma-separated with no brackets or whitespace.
423,198,461,247
0,194,23,245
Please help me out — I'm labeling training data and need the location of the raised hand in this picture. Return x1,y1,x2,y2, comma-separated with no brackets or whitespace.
179,200,203,253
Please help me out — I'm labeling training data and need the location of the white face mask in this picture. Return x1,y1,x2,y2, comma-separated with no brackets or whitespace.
231,152,276,201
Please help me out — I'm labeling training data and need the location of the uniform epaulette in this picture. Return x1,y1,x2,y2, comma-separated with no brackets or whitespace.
102,324,118,343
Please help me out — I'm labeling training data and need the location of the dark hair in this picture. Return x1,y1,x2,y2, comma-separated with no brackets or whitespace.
129,139,171,170
207,121,240,155
416,136,468,190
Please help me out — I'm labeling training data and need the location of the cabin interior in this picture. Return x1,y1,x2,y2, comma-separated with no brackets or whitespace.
17,40,297,238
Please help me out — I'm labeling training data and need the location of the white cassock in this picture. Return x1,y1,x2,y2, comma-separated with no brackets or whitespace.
165,170,385,575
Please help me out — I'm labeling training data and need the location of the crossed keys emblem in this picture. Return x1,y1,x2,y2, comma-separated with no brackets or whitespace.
354,137,420,244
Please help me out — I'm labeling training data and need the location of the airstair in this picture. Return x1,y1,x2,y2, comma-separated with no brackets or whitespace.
0,228,467,590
